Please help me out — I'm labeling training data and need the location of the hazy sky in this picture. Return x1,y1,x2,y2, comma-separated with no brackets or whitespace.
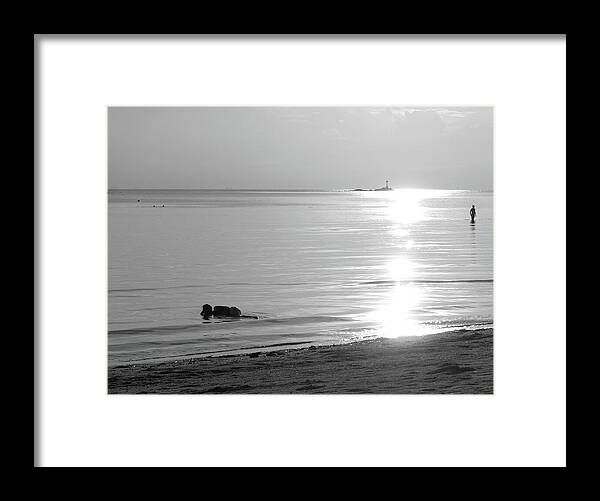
108,107,492,190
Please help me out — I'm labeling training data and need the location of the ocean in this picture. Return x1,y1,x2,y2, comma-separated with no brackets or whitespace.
108,189,493,366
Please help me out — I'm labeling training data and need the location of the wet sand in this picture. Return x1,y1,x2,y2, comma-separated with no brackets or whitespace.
108,328,493,394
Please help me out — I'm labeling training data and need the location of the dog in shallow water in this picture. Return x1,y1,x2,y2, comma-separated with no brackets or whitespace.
202,304,255,320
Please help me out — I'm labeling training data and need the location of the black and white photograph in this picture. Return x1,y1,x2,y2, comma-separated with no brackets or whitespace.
108,106,493,394
35,35,565,467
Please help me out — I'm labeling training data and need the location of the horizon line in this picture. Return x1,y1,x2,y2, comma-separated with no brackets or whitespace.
108,187,494,191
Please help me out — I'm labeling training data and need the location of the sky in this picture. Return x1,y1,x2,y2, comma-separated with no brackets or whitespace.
108,107,493,190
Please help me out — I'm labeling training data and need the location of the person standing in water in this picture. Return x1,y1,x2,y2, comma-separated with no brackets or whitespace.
470,205,477,223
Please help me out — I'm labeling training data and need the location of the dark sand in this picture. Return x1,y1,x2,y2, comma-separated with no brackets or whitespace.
108,328,492,394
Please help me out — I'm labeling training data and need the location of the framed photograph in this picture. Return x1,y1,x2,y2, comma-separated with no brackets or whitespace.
35,35,566,466
107,106,494,395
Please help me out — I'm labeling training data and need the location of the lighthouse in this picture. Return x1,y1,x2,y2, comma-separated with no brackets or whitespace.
374,180,392,191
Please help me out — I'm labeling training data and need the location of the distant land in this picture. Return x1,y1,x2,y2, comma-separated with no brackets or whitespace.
352,180,393,192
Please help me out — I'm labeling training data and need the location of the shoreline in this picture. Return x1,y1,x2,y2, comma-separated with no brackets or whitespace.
108,328,493,394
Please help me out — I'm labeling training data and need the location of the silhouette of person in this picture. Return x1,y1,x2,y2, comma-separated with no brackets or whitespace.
470,205,476,223
201,304,213,320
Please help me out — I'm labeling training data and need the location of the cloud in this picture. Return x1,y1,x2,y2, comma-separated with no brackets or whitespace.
109,107,493,190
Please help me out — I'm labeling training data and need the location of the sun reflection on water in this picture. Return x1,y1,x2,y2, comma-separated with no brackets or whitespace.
386,256,415,281
365,283,426,338
385,189,430,224
364,188,441,338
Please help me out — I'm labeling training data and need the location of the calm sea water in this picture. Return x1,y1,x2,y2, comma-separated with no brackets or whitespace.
108,189,493,366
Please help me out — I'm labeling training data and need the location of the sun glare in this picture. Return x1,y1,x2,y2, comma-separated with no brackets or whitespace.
386,256,415,281
385,189,431,225
365,284,425,338
362,189,446,338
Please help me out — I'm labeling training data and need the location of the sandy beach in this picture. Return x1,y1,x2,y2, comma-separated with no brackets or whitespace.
108,328,492,394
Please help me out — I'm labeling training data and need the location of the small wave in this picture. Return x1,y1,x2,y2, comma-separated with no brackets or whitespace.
109,315,350,336
259,316,350,325
109,284,208,294
358,279,493,286
422,321,493,331
224,282,310,286
109,323,208,336
109,281,314,294
118,340,317,364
